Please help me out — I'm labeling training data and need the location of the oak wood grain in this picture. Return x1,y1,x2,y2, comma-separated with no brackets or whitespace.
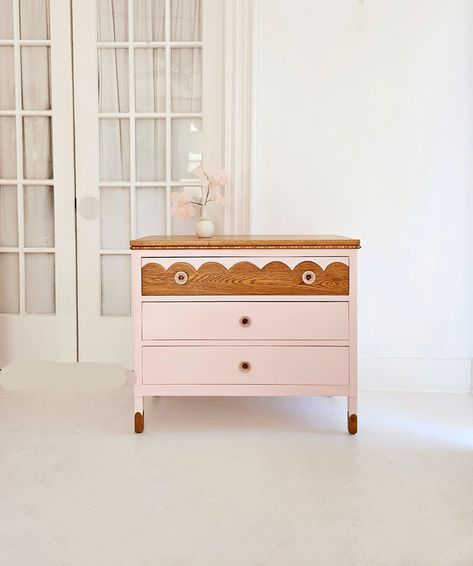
142,260,349,296
130,234,361,250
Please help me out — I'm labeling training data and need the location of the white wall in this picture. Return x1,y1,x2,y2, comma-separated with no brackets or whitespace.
253,0,473,390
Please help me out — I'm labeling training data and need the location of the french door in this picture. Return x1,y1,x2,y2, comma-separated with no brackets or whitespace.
73,0,225,366
0,0,246,368
0,0,76,367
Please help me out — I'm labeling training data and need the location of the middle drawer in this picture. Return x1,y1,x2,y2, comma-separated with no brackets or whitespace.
142,301,349,341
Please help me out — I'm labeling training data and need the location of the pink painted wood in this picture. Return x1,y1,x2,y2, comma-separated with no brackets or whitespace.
142,345,349,385
132,242,359,433
135,384,349,396
142,301,349,341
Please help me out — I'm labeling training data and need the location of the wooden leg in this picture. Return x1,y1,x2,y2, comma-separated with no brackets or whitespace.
347,397,357,435
134,396,144,434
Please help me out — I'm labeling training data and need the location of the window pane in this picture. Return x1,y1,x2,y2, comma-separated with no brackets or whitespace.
171,118,203,181
21,47,51,110
97,0,128,41
0,0,13,39
101,254,130,316
0,117,16,179
24,185,54,247
23,117,53,179
134,0,165,41
135,48,165,113
136,188,166,238
98,48,129,113
0,186,18,247
20,0,50,39
25,253,55,314
100,187,130,249
99,119,130,181
0,47,15,110
171,48,202,112
171,0,201,41
0,253,19,313
135,119,165,181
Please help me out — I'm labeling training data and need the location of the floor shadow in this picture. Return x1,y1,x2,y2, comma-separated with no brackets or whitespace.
144,394,348,435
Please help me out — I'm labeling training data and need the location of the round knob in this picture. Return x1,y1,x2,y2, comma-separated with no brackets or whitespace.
239,361,251,373
239,316,251,327
302,270,316,285
174,271,188,285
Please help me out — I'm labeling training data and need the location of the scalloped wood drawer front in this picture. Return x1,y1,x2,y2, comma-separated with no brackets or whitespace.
142,301,349,341
141,258,349,296
142,346,349,385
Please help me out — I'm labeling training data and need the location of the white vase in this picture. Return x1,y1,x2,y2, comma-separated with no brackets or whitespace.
195,206,215,238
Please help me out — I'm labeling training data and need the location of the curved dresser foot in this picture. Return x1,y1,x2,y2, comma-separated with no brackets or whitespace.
347,412,357,435
134,411,144,434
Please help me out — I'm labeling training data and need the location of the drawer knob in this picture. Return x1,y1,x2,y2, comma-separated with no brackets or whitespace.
239,316,251,327
239,361,251,373
174,271,188,285
302,270,316,285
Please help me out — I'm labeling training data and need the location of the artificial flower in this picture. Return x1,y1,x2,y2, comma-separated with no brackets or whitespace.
171,191,197,218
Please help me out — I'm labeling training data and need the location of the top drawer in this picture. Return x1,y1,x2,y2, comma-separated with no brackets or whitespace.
141,257,349,296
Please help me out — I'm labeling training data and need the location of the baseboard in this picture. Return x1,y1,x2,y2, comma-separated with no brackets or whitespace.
359,357,472,393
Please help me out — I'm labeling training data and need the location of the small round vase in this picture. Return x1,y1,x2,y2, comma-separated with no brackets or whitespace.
195,214,215,238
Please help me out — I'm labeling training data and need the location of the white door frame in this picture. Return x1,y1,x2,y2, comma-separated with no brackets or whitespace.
224,0,254,234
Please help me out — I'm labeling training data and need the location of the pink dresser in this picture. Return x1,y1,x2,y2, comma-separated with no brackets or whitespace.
130,235,361,434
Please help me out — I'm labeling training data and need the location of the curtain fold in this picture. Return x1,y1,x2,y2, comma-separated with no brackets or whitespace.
0,47,15,109
171,0,201,41
20,0,50,39
135,0,165,41
0,186,18,247
21,46,51,110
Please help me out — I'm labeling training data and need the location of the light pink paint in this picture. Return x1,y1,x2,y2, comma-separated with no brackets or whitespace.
132,248,358,431
142,301,349,341
142,345,349,385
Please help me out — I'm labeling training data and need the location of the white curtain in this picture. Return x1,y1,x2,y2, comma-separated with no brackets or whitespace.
0,0,13,39
135,48,165,112
135,0,165,41
0,186,18,247
0,46,15,109
97,0,128,41
171,0,201,41
20,0,50,39
171,48,202,113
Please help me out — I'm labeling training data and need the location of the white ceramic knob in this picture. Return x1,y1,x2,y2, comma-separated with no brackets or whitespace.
302,270,316,285
174,271,188,285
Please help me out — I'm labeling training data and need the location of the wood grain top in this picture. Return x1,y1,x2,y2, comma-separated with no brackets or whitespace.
130,235,361,250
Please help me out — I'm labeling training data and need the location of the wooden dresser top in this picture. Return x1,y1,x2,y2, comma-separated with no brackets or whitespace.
130,235,361,250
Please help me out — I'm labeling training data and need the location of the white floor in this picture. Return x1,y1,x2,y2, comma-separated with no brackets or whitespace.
1,382,472,566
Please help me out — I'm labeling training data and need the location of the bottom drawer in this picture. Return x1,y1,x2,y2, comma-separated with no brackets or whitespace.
142,346,349,386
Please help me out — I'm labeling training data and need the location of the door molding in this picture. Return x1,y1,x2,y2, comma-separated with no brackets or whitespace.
224,0,255,234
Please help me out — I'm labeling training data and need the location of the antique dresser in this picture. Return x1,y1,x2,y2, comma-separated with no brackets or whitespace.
130,235,360,434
